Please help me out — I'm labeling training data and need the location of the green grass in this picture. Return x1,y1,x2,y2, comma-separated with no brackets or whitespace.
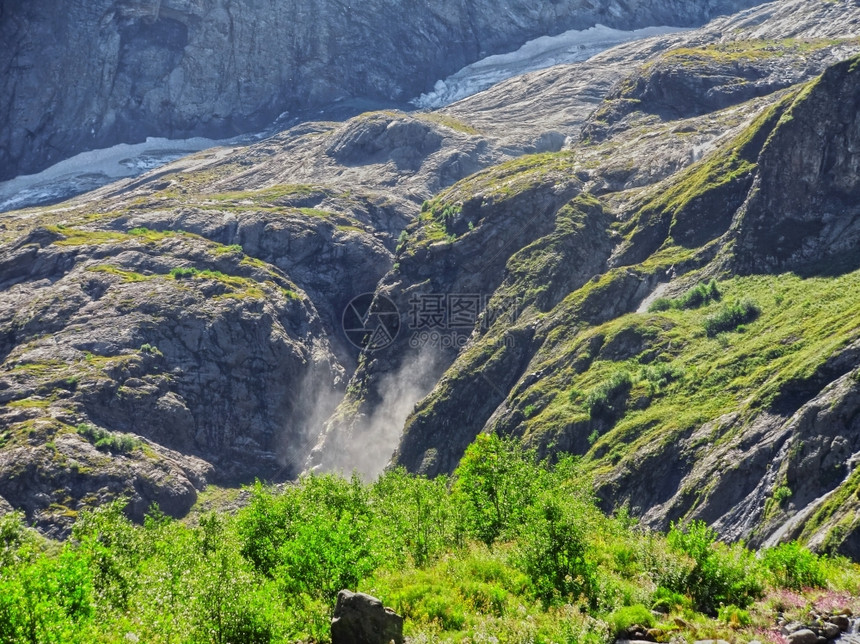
513,271,860,474
414,112,481,135
84,261,293,300
47,226,128,246
86,265,150,282
662,38,858,66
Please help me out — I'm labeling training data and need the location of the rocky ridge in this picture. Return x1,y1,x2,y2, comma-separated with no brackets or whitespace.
1,0,770,181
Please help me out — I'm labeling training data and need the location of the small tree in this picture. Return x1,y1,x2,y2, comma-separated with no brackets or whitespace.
452,434,543,546
516,497,596,607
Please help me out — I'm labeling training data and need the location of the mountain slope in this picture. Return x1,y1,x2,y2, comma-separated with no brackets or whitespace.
381,51,860,555
1,0,860,552
0,0,768,180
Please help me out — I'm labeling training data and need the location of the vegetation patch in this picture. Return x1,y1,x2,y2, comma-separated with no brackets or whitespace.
662,38,858,65
414,112,481,135
650,280,721,312
75,423,141,454
511,270,860,475
703,298,761,336
0,436,856,642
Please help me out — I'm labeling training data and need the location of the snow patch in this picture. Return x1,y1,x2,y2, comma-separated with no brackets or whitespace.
0,134,257,213
411,23,688,110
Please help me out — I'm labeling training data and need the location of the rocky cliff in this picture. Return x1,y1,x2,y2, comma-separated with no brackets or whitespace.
0,0,770,180
2,0,860,554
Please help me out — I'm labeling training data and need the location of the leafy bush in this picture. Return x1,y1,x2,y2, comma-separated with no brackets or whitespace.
0,512,38,568
453,434,545,546
516,497,597,606
76,424,140,454
773,485,792,505
649,280,721,312
586,370,632,418
606,604,655,635
237,475,376,603
370,468,458,567
139,343,162,356
0,546,94,643
396,230,409,253
761,542,825,590
169,266,199,279
703,298,761,336
666,521,763,613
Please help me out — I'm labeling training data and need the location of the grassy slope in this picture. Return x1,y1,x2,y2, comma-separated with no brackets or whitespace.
522,271,860,469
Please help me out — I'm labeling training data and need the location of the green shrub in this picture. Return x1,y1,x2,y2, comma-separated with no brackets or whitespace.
586,370,632,418
649,280,721,312
0,547,94,643
237,475,376,603
666,521,763,613
169,266,199,279
0,512,38,569
606,604,655,635
76,424,140,454
718,604,751,627
761,542,825,590
139,343,162,356
773,485,792,505
71,501,141,611
516,497,597,606
370,468,458,567
703,299,760,336
452,434,545,546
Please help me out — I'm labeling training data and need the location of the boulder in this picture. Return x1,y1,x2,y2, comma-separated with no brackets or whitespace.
830,615,851,632
331,590,404,644
784,622,807,636
823,622,841,639
787,629,819,644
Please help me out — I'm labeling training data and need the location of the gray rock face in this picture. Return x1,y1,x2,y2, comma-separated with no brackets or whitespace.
0,0,770,180
733,53,860,275
331,590,404,644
